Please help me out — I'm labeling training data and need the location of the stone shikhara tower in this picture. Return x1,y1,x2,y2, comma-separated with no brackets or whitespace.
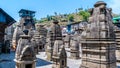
70,38,80,59
12,9,36,49
81,1,116,68
19,9,35,30
35,24,47,51
46,20,62,61
15,31,36,68
52,40,67,68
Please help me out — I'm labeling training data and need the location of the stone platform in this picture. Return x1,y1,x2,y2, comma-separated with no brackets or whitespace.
0,51,81,68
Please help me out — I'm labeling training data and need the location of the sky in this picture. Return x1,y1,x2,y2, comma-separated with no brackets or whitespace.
0,0,119,22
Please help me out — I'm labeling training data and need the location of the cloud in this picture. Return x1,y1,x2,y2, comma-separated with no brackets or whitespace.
108,0,120,14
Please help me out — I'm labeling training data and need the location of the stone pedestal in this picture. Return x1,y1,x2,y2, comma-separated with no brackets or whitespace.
15,60,36,68
81,39,116,68
70,50,80,59
52,57,68,68
46,46,53,61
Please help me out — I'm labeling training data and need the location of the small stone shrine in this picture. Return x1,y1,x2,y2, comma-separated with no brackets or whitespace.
35,23,47,37
80,1,116,68
34,24,47,52
64,34,71,48
50,20,62,44
33,32,41,53
46,20,62,61
46,31,53,61
15,30,36,68
70,38,79,59
52,40,67,68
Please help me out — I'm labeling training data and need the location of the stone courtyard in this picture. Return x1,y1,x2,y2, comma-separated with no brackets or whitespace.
0,1,120,68
0,50,82,68
1,51,120,68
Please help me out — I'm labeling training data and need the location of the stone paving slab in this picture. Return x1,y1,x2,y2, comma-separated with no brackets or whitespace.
0,51,120,68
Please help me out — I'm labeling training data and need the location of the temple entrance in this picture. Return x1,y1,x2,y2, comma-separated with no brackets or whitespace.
25,64,32,68
62,60,64,66
39,46,42,49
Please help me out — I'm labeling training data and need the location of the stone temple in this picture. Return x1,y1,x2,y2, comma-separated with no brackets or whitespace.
80,1,116,68
1,1,120,68
12,9,36,50
15,31,36,68
46,20,63,61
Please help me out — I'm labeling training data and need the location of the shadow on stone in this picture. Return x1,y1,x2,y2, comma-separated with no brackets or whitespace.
118,66,120,68
36,58,52,67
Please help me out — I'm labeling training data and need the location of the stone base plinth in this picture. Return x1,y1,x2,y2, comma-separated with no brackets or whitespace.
70,51,80,59
46,50,53,61
81,39,116,68
116,48,120,62
52,64,68,68
14,59,36,68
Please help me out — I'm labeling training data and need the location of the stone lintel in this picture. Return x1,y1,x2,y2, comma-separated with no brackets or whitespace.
69,50,79,53
14,59,36,63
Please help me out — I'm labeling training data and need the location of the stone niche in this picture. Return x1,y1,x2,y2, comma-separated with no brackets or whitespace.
15,45,36,68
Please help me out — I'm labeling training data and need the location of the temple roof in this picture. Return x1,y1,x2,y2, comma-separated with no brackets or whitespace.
0,8,16,26
94,1,107,7
19,9,36,13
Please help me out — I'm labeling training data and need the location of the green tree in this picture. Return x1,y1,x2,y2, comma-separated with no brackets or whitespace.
54,12,57,16
47,15,52,21
79,10,90,21
68,14,74,22
78,8,83,11
33,18,38,24
112,13,120,18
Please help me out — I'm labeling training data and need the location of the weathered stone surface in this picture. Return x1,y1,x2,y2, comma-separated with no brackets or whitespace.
114,26,120,62
70,38,80,59
34,24,48,52
12,25,24,49
15,33,36,68
46,20,62,61
80,1,116,68
52,40,67,68
64,34,71,48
